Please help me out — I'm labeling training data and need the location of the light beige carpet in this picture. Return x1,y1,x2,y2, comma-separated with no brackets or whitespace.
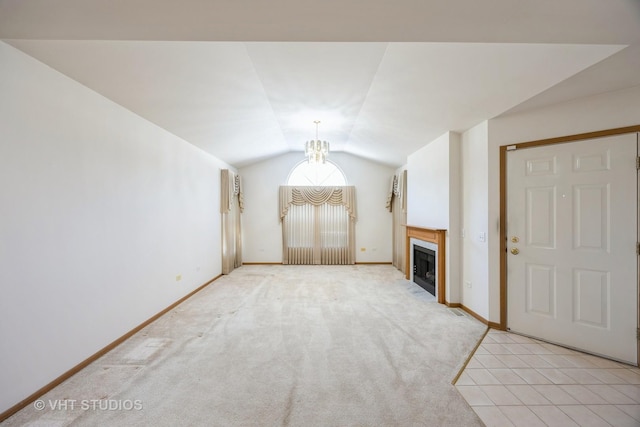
5,265,487,426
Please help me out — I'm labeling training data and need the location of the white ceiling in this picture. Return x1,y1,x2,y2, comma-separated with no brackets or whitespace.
1,0,639,167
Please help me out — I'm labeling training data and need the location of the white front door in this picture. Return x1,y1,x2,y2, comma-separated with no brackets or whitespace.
506,133,638,364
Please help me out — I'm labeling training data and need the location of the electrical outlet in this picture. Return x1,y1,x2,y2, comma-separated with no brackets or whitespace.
176,274,182,282
465,281,472,288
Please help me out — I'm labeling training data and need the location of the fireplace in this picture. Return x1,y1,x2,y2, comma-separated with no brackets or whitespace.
413,245,436,296
405,226,445,304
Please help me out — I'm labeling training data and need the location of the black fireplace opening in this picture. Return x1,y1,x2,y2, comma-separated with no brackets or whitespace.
413,245,436,296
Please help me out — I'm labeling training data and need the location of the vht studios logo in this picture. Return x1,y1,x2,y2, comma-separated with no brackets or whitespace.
34,399,143,411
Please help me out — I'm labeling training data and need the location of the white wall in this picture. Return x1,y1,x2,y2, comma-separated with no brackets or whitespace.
461,121,490,319
240,152,394,263
0,42,230,413
239,153,292,263
407,132,451,229
485,86,640,323
406,131,462,303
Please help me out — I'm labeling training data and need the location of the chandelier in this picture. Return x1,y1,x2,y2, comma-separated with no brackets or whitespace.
305,120,330,164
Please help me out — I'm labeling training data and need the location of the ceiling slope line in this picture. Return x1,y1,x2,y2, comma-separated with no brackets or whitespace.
343,42,391,155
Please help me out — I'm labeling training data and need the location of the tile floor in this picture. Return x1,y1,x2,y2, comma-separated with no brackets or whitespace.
455,329,640,427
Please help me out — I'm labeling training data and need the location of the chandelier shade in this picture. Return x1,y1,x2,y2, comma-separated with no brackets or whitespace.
305,121,330,164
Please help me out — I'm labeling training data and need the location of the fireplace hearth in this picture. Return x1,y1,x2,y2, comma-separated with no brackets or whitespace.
413,245,436,296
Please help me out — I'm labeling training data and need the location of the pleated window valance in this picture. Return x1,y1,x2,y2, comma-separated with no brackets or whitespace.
386,170,406,213
221,170,244,214
385,175,396,212
279,186,357,221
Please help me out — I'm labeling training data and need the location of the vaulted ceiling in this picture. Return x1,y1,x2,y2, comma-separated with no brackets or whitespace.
1,0,639,167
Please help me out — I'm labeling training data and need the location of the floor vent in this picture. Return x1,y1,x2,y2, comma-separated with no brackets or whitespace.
449,308,465,317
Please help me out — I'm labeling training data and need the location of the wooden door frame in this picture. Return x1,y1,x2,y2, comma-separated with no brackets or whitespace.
498,125,640,332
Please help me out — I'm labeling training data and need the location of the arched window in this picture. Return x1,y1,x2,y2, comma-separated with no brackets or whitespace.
287,160,346,186
281,160,355,264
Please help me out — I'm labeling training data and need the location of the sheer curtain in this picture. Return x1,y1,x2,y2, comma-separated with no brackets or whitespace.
388,170,407,273
279,186,356,265
221,169,243,274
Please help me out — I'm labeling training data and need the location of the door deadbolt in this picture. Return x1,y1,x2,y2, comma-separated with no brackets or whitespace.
510,248,520,255
511,236,519,243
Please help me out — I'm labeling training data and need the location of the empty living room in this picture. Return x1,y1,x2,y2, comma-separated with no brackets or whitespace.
2,1,640,426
